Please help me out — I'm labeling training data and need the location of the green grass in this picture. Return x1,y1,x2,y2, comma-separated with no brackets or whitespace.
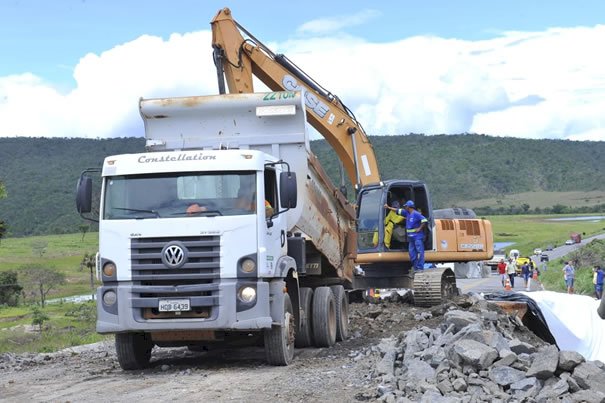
0,232,99,299
0,301,110,354
460,190,605,210
486,214,605,257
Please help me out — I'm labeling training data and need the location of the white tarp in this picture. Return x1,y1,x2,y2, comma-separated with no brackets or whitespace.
521,290,605,362
445,262,484,279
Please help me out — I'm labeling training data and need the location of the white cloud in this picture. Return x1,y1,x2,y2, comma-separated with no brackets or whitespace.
296,9,381,35
0,31,217,138
1,23,605,141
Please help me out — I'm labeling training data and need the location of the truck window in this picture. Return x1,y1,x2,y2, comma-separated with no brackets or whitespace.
103,172,256,219
264,168,278,213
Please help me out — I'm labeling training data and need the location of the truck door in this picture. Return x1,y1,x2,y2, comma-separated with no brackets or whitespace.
262,167,287,276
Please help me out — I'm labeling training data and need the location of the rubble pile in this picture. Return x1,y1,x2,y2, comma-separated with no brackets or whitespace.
357,297,605,402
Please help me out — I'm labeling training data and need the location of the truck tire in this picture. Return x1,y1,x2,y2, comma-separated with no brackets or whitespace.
295,287,314,347
330,285,349,341
264,293,295,366
312,286,336,347
115,332,153,370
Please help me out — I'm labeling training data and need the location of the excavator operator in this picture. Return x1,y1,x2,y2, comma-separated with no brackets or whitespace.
385,200,428,270
373,200,405,249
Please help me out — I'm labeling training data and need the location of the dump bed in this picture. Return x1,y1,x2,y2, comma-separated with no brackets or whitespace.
139,91,356,282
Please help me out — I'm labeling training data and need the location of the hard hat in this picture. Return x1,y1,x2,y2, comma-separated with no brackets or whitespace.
391,200,400,208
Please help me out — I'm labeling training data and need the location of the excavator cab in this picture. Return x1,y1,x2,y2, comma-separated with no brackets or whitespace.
356,180,434,253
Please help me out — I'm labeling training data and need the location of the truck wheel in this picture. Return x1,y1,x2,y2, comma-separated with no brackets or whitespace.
264,293,295,366
115,332,153,370
330,285,349,341
312,286,336,347
295,287,314,347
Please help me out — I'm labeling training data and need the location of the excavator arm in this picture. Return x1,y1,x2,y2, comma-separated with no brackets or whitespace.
211,8,380,190
211,8,494,306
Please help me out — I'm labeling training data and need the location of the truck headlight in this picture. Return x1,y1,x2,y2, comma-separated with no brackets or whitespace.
103,262,116,277
238,286,256,303
102,290,117,306
241,258,256,273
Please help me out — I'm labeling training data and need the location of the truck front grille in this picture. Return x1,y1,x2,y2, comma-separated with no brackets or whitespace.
129,236,220,316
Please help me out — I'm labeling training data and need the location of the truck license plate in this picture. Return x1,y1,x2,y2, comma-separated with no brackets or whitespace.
158,299,191,312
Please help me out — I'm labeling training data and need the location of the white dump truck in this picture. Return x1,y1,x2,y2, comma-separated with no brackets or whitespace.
76,91,357,368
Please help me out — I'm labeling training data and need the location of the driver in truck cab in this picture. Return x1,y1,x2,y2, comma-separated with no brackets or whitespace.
186,203,208,215
384,200,428,270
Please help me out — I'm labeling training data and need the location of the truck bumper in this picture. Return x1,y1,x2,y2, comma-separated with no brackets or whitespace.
96,279,274,333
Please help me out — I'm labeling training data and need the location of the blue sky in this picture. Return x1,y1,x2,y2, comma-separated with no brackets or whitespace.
1,0,605,140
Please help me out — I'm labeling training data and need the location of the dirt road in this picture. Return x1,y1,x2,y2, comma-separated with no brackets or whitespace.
1,301,433,402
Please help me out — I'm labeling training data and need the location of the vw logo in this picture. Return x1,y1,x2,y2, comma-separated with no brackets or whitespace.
161,242,188,269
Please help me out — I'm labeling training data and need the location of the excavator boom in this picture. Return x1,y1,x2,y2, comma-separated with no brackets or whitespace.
211,8,380,190
211,8,494,306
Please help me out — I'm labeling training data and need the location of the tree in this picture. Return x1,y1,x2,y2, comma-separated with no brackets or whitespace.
0,180,6,245
31,240,48,257
0,220,6,245
80,252,97,300
31,306,49,332
19,264,65,307
0,270,22,306
79,224,90,242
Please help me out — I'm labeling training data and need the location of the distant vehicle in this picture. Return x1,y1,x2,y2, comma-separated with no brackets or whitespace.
533,248,542,255
509,249,520,260
565,239,574,245
484,249,506,271
540,253,549,262
545,245,554,251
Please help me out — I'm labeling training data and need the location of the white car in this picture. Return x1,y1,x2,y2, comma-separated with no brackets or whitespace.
533,248,542,255
565,239,574,245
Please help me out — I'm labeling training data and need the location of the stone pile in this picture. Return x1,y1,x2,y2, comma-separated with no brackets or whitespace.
363,299,605,402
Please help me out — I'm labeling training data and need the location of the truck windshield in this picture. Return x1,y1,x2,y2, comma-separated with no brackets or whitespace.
103,171,257,219
356,188,382,250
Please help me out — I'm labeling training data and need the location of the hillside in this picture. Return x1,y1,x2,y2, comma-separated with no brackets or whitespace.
0,134,604,236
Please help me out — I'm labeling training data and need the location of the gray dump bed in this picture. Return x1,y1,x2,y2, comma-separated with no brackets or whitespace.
139,91,356,281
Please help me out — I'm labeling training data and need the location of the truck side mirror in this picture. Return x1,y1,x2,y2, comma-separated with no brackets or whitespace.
279,172,297,209
76,175,93,214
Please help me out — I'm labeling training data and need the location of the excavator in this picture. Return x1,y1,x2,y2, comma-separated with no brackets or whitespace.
210,8,493,306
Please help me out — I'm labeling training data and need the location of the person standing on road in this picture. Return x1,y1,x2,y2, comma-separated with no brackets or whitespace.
384,200,428,271
562,261,575,294
593,265,604,299
506,258,517,288
521,262,531,290
497,258,507,288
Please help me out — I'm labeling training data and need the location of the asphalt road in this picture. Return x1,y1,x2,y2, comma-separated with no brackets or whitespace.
458,231,605,294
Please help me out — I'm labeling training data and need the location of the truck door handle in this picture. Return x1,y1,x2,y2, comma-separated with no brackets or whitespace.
281,230,286,247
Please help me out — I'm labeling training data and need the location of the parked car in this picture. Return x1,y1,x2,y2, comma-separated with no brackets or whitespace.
533,248,542,255
540,253,549,262
565,239,574,245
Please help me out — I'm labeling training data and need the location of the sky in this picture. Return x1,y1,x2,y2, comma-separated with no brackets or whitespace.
1,0,605,141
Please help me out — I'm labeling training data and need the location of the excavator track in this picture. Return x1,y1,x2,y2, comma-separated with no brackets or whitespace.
412,267,458,307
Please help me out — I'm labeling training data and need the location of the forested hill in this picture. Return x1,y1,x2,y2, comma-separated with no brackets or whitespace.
0,134,604,237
